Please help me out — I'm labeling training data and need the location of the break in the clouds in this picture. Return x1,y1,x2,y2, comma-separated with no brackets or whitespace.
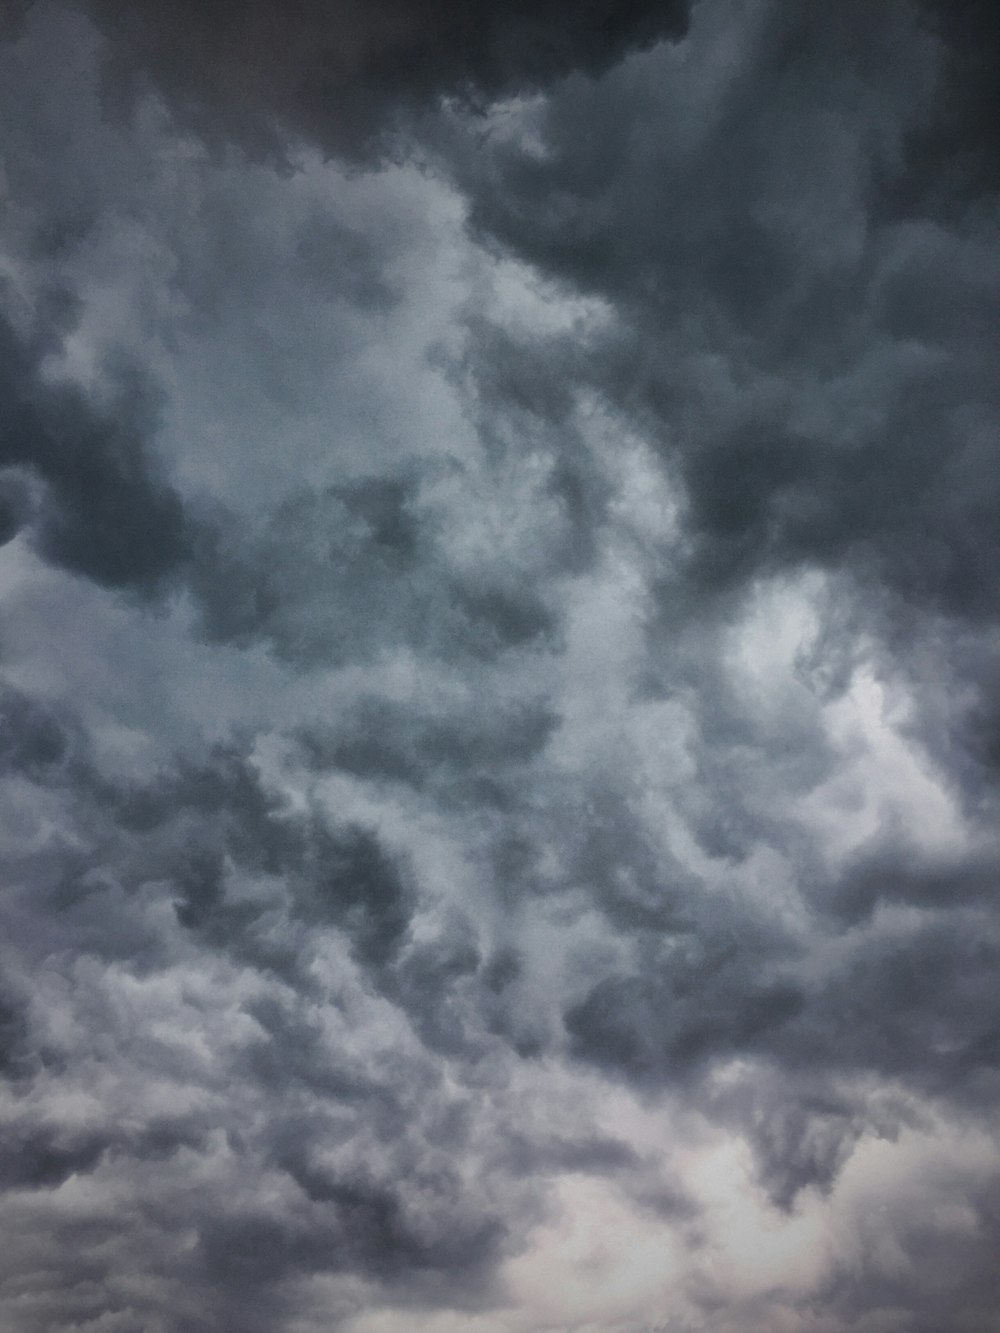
1,1,999,1331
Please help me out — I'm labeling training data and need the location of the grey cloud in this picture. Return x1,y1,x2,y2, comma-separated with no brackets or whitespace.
0,720,414,991
561,898,1000,1115
814,1171,1000,1333
127,745,418,977
732,1087,884,1212
64,0,691,161
0,1117,206,1192
0,980,34,1081
0,3,454,607
448,0,1000,632
0,713,539,1329
818,840,1000,925
0,683,75,777
296,692,558,796
806,915,1000,1100
190,475,559,666
887,0,1000,213
0,307,190,594
565,970,805,1085
2,1,1000,1329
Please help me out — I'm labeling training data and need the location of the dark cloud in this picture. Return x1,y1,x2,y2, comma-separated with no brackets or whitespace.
2,1,1000,1330
560,876,1000,1119
0,307,190,594
815,1171,1000,1333
807,916,1000,1099
818,839,1000,925
66,0,691,160
447,0,1000,640
890,0,1000,212
297,693,558,797
565,969,806,1084
0,683,74,777
0,980,34,1081
120,744,418,977
189,474,559,666
0,718,535,1328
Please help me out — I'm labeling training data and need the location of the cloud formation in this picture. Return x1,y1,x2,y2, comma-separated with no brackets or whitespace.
82,0,691,158
1,1,999,1331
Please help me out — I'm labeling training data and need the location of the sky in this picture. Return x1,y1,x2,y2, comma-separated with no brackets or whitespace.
0,1,999,1330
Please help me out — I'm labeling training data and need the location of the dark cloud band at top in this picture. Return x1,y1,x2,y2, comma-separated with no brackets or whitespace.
67,0,691,159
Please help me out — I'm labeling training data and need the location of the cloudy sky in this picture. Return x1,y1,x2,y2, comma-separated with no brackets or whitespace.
1,1,999,1329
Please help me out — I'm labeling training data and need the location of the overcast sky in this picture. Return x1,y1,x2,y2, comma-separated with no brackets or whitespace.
1,2,999,1330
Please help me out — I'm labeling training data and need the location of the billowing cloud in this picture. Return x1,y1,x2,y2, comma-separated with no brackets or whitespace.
1,1,999,1331
0,306,191,592
77,0,690,159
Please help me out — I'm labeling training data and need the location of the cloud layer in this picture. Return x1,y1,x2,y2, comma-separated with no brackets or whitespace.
1,2,999,1330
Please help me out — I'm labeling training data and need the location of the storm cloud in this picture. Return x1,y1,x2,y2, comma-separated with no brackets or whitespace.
1,1,999,1331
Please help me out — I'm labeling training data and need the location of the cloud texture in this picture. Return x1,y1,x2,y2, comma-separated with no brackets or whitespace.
1,1,999,1330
